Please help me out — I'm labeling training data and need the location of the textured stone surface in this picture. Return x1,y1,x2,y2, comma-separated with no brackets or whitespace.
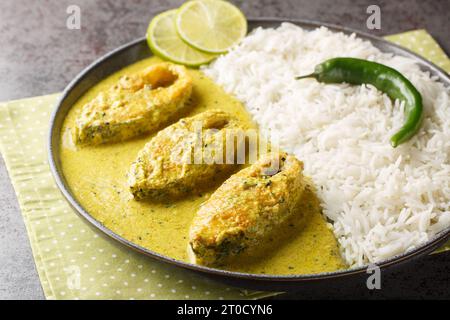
0,0,448,300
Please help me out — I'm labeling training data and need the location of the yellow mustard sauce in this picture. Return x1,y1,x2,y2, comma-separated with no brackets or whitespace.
60,56,347,275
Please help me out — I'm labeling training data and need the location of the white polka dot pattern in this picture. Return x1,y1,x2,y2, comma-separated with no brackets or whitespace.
385,30,450,72
0,94,274,300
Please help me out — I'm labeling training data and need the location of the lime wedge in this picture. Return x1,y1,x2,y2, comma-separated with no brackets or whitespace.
176,0,247,54
146,9,216,67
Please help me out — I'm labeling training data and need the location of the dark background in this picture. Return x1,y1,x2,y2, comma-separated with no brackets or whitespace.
0,0,449,299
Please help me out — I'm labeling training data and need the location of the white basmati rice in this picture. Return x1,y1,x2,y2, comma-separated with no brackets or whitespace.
203,23,450,267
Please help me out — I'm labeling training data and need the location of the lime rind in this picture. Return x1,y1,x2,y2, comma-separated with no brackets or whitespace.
146,10,216,67
175,0,247,54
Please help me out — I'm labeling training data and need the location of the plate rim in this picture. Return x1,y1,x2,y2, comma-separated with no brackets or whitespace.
48,17,450,282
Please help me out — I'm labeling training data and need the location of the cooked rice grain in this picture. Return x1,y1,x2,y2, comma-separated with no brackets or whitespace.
203,23,450,267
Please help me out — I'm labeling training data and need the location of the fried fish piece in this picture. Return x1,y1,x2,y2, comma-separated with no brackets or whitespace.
74,62,192,145
128,110,245,200
188,152,307,266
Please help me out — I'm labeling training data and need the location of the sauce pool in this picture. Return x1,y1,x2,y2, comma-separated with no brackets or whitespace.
60,57,346,275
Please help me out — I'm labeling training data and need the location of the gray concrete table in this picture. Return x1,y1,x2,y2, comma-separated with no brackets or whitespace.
0,0,449,300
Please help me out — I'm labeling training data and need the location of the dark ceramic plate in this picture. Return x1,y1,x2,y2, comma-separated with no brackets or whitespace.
48,18,450,291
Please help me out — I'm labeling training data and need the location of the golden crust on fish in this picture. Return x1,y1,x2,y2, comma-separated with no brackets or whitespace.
128,110,246,200
188,152,306,266
74,62,192,145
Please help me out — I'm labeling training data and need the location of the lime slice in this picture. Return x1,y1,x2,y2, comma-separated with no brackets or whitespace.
147,9,216,67
176,0,247,53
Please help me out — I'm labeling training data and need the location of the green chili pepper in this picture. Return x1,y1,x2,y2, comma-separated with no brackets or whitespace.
296,57,423,147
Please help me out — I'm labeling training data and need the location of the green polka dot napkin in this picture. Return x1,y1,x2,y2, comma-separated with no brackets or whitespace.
0,96,274,300
385,29,450,72
0,30,449,300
